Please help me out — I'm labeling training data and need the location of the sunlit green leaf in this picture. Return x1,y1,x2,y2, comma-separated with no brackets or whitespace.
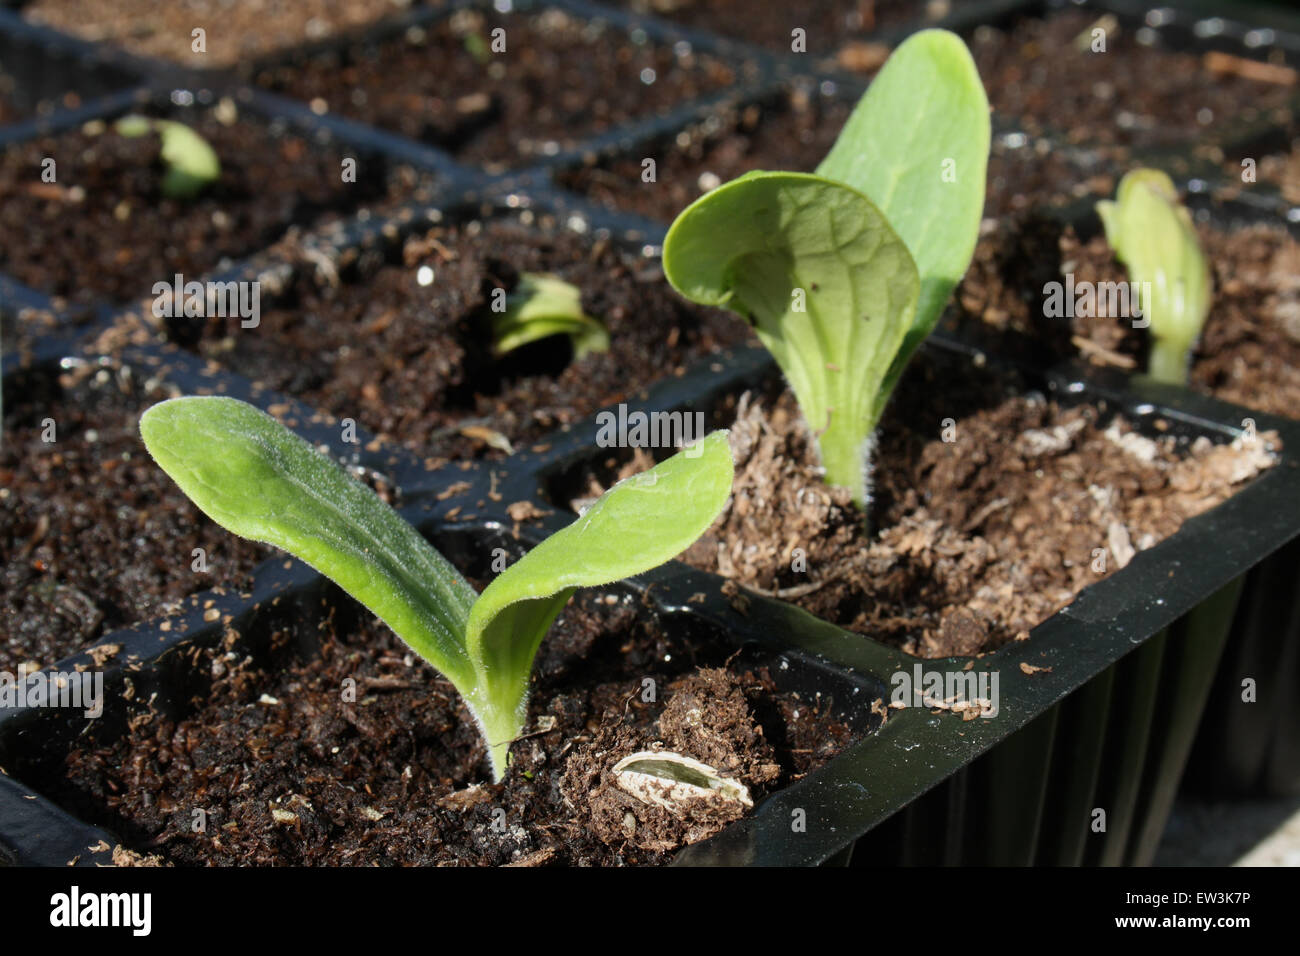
664,173,916,507
142,398,732,781
664,30,987,510
465,430,734,775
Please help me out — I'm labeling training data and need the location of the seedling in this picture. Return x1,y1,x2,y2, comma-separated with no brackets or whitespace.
491,272,609,359
139,397,732,781
463,30,491,65
662,30,989,511
1096,168,1212,385
114,114,221,200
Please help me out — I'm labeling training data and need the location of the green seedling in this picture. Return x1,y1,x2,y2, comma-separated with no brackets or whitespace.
463,31,491,65
662,30,989,511
115,114,221,200
491,272,610,359
1096,168,1212,385
140,397,732,781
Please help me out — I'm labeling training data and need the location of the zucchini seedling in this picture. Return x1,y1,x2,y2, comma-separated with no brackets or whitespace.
1096,168,1212,385
140,397,732,780
115,114,221,200
662,30,989,512
490,272,609,359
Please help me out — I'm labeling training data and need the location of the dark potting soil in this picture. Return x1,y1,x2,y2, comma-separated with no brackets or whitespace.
55,595,852,865
571,352,1277,658
557,79,1104,224
1061,223,1300,420
252,7,741,170
182,219,754,458
0,367,269,670
970,10,1297,150
23,0,413,69
614,0,939,56
0,102,412,307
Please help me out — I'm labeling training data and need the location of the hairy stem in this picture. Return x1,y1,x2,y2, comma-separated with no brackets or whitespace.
1148,336,1191,385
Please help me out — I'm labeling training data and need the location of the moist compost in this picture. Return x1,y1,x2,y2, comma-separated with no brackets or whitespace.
23,0,412,69
253,7,739,170
573,352,1277,658
54,595,852,865
615,0,937,55
185,218,754,458
0,103,409,306
0,367,269,669
971,10,1297,150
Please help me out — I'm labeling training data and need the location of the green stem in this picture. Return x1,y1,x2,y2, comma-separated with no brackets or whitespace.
1148,337,1191,385
469,699,520,783
815,418,877,533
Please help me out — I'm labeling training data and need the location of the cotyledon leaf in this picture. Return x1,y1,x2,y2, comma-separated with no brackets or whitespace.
1096,168,1212,384
139,397,479,690
663,171,918,507
143,398,734,783
492,272,610,359
465,430,735,778
816,28,990,397
116,115,221,199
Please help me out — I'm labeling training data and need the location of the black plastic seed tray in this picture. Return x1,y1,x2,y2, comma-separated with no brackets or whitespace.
0,7,140,127
540,0,1300,803
932,179,1300,798
3,256,1299,864
3,0,1300,865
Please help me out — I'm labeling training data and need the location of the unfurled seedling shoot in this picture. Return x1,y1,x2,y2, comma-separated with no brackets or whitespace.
662,30,989,512
140,397,732,781
491,273,609,359
1096,168,1212,385
115,114,221,200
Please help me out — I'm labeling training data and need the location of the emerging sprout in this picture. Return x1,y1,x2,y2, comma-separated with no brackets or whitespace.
139,397,732,781
115,114,221,200
1096,168,1213,385
662,30,989,512
463,31,491,65
491,272,610,359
